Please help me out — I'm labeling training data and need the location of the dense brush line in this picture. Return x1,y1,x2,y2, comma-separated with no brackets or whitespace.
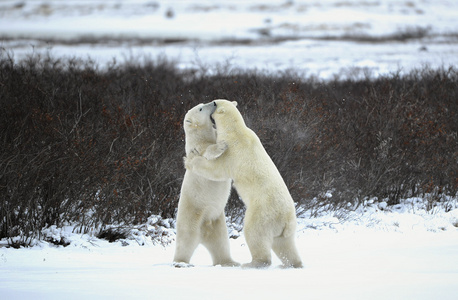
0,52,456,244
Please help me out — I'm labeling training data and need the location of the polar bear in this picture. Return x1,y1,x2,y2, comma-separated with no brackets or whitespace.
173,103,239,267
185,100,303,268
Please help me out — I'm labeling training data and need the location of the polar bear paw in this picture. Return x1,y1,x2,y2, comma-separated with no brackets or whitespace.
242,260,271,269
203,141,228,160
217,261,241,267
183,149,200,170
173,262,195,268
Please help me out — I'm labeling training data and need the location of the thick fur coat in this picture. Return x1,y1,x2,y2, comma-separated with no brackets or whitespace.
186,100,302,268
173,103,238,267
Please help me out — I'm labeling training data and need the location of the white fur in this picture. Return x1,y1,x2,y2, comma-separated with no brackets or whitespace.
186,100,303,268
173,103,238,267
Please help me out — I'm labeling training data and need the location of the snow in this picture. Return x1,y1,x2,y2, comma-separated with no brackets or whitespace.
1,0,458,78
1,199,458,299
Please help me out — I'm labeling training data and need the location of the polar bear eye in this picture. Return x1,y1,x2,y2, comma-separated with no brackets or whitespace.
199,108,202,111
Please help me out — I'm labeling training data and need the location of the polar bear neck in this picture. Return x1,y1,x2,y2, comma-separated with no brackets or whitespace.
215,117,254,143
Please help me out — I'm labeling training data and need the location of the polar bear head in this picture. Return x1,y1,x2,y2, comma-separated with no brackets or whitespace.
183,103,218,154
210,99,243,132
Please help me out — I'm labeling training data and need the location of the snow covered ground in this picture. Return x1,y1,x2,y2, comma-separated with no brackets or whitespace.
1,199,458,299
1,0,458,78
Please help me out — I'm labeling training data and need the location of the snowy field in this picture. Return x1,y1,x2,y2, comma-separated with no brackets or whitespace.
1,199,458,299
1,1,458,299
1,0,458,78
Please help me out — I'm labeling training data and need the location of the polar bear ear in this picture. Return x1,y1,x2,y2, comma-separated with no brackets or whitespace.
231,101,238,107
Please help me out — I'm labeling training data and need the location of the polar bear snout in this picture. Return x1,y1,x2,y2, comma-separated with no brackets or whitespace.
200,101,217,115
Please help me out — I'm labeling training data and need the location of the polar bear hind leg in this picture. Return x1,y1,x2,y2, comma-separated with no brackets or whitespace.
201,212,240,267
173,204,203,266
242,225,274,268
272,235,303,268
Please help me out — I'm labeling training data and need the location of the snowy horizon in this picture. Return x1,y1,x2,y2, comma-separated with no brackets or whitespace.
1,0,457,78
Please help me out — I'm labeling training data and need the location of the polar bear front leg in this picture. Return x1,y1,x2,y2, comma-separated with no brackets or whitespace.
203,141,228,160
185,155,229,182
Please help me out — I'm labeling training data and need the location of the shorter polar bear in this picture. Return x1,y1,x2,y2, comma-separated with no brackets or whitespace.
186,100,303,268
173,103,239,267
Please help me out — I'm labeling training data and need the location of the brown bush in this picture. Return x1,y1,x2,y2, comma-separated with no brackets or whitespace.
0,53,456,244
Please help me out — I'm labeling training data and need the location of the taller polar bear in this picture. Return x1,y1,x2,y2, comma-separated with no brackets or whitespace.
186,100,303,268
173,103,239,267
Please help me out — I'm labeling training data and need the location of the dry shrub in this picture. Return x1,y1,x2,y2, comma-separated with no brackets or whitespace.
1,52,456,244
